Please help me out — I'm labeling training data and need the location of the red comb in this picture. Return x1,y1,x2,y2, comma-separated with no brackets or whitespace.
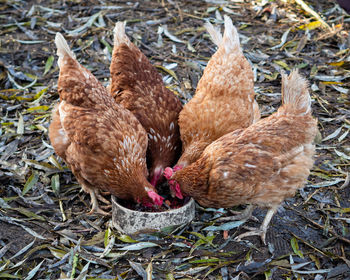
163,167,173,180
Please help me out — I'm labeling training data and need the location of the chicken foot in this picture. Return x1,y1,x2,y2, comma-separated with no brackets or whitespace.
95,190,111,206
87,188,111,216
234,206,277,245
216,205,256,222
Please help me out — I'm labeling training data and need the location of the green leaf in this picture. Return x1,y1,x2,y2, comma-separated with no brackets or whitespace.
118,234,138,243
20,224,46,240
189,231,215,246
32,88,48,101
155,65,178,80
325,207,350,213
23,172,39,195
49,247,67,259
7,72,37,89
310,64,318,76
334,149,350,160
189,231,206,240
100,38,112,54
43,55,54,75
270,259,290,267
71,254,79,279
17,114,24,134
26,105,49,112
81,231,105,246
66,11,101,35
0,273,22,279
10,240,35,260
189,258,220,264
291,237,304,258
25,159,59,171
33,113,51,121
129,261,146,279
146,261,153,280
166,273,175,280
310,254,321,269
0,197,11,209
264,270,272,280
264,72,279,81
203,220,245,231
322,126,342,142
273,60,291,70
51,174,60,196
24,260,44,280
295,62,308,69
75,261,90,280
48,155,64,170
298,21,322,31
15,40,45,44
118,242,159,251
310,178,343,188
160,224,180,234
104,227,111,248
13,208,45,221
1,122,14,126
100,235,115,258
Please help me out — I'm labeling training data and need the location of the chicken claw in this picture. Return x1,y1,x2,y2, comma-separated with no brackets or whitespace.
234,207,277,244
216,205,256,222
234,227,267,244
87,189,111,216
95,190,111,206
88,207,110,216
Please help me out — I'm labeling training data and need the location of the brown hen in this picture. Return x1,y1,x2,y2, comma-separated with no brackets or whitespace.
175,16,260,171
109,22,183,187
167,70,318,243
49,33,163,215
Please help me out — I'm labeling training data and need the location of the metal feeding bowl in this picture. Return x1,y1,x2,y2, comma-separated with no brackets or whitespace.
112,196,195,235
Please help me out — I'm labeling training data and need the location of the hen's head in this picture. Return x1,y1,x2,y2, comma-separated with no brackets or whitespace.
149,149,182,187
142,186,164,207
163,167,174,180
164,165,182,179
147,190,164,206
164,167,184,199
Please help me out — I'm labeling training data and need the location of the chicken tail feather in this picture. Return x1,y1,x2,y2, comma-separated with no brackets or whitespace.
204,21,223,47
55,33,76,68
113,21,130,47
222,15,241,53
281,69,311,115
205,16,241,54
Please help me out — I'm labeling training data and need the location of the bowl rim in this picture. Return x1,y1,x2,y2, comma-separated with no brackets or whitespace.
112,196,195,215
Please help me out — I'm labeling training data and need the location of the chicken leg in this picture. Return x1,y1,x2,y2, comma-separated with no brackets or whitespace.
216,205,256,222
234,206,277,244
86,188,111,216
95,190,111,206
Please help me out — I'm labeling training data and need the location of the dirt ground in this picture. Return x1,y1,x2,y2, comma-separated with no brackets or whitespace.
0,0,349,279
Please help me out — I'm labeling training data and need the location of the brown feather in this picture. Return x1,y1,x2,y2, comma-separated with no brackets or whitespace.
59,101,153,201
110,25,182,184
49,33,158,209
172,71,317,210
177,19,259,168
